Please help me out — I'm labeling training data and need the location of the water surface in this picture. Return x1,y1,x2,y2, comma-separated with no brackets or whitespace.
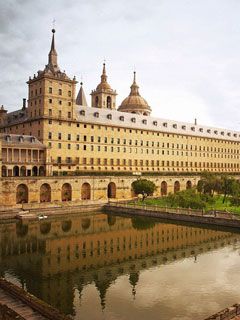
0,212,240,320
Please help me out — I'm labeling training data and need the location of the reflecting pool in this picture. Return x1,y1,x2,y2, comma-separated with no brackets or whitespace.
0,212,240,320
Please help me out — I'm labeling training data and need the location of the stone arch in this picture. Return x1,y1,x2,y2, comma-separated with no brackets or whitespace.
1,165,7,177
107,182,116,198
95,96,99,107
40,183,51,202
62,183,72,201
16,223,28,237
16,184,28,204
81,218,91,230
40,223,51,234
174,181,180,193
81,182,91,200
186,180,192,189
107,215,116,226
20,166,26,177
161,181,168,196
62,220,72,232
39,166,45,176
106,96,112,109
13,166,19,177
32,166,38,176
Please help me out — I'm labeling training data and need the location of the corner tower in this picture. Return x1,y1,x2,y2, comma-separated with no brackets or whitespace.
91,63,117,109
27,29,77,126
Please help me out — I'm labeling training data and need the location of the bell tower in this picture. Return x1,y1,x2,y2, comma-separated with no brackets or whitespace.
91,63,117,109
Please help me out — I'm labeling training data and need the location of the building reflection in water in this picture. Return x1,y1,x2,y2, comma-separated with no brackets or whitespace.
0,212,239,316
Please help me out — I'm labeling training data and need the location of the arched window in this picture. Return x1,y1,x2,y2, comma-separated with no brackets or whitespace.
62,220,72,232
107,182,116,198
107,96,112,109
62,183,72,201
32,166,38,176
13,166,20,177
95,96,99,108
174,181,180,193
1,166,7,177
39,166,45,176
81,183,91,200
40,183,51,202
16,184,28,204
20,166,26,177
161,181,167,196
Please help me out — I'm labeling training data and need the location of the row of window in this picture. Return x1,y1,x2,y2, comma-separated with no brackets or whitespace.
30,88,72,97
46,132,240,154
52,142,239,159
55,156,240,168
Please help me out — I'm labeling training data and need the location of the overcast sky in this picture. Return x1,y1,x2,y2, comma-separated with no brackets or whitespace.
1,0,240,130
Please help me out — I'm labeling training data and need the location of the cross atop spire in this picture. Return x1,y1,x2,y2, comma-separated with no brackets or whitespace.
48,28,59,72
130,71,139,96
101,62,107,83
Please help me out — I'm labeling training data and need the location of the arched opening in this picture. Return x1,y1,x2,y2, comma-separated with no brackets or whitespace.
62,220,72,232
81,218,91,230
81,183,91,200
32,166,38,176
186,180,192,189
107,215,116,226
161,181,167,196
20,166,26,177
16,223,28,237
62,183,72,201
174,181,180,193
1,165,7,177
40,223,51,234
40,183,51,202
106,96,112,109
39,166,45,176
107,182,116,198
16,184,28,204
95,96,99,108
13,166,19,177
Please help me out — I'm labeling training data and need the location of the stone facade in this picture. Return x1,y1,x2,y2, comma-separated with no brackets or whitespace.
0,175,198,209
0,28,239,208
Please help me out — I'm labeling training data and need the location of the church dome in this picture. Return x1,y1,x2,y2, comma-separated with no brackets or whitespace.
118,72,151,116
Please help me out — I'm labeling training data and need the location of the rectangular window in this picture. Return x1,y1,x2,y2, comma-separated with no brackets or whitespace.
48,132,52,139
49,87,52,94
68,134,71,141
58,133,62,140
68,112,71,118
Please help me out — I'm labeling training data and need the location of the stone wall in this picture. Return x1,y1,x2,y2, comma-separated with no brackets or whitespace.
0,303,25,320
205,303,240,319
0,174,199,209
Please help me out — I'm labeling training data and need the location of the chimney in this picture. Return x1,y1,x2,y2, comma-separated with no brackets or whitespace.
22,98,26,110
194,118,197,125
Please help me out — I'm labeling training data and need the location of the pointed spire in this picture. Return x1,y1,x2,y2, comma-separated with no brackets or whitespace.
130,71,139,96
48,29,59,72
101,63,107,83
76,82,88,106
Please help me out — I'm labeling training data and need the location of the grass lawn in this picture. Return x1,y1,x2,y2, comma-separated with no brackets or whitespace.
131,195,240,214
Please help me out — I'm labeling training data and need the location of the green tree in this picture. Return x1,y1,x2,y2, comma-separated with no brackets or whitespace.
220,175,240,203
197,171,221,196
132,179,156,201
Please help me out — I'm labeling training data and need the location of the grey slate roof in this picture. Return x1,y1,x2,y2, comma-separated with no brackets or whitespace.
75,105,240,142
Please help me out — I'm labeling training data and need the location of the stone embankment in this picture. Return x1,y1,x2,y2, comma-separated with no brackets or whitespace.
205,303,240,319
0,278,71,320
104,203,240,229
0,202,105,220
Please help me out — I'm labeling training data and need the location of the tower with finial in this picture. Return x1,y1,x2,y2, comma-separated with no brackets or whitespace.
76,82,88,107
90,63,117,109
26,28,77,133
